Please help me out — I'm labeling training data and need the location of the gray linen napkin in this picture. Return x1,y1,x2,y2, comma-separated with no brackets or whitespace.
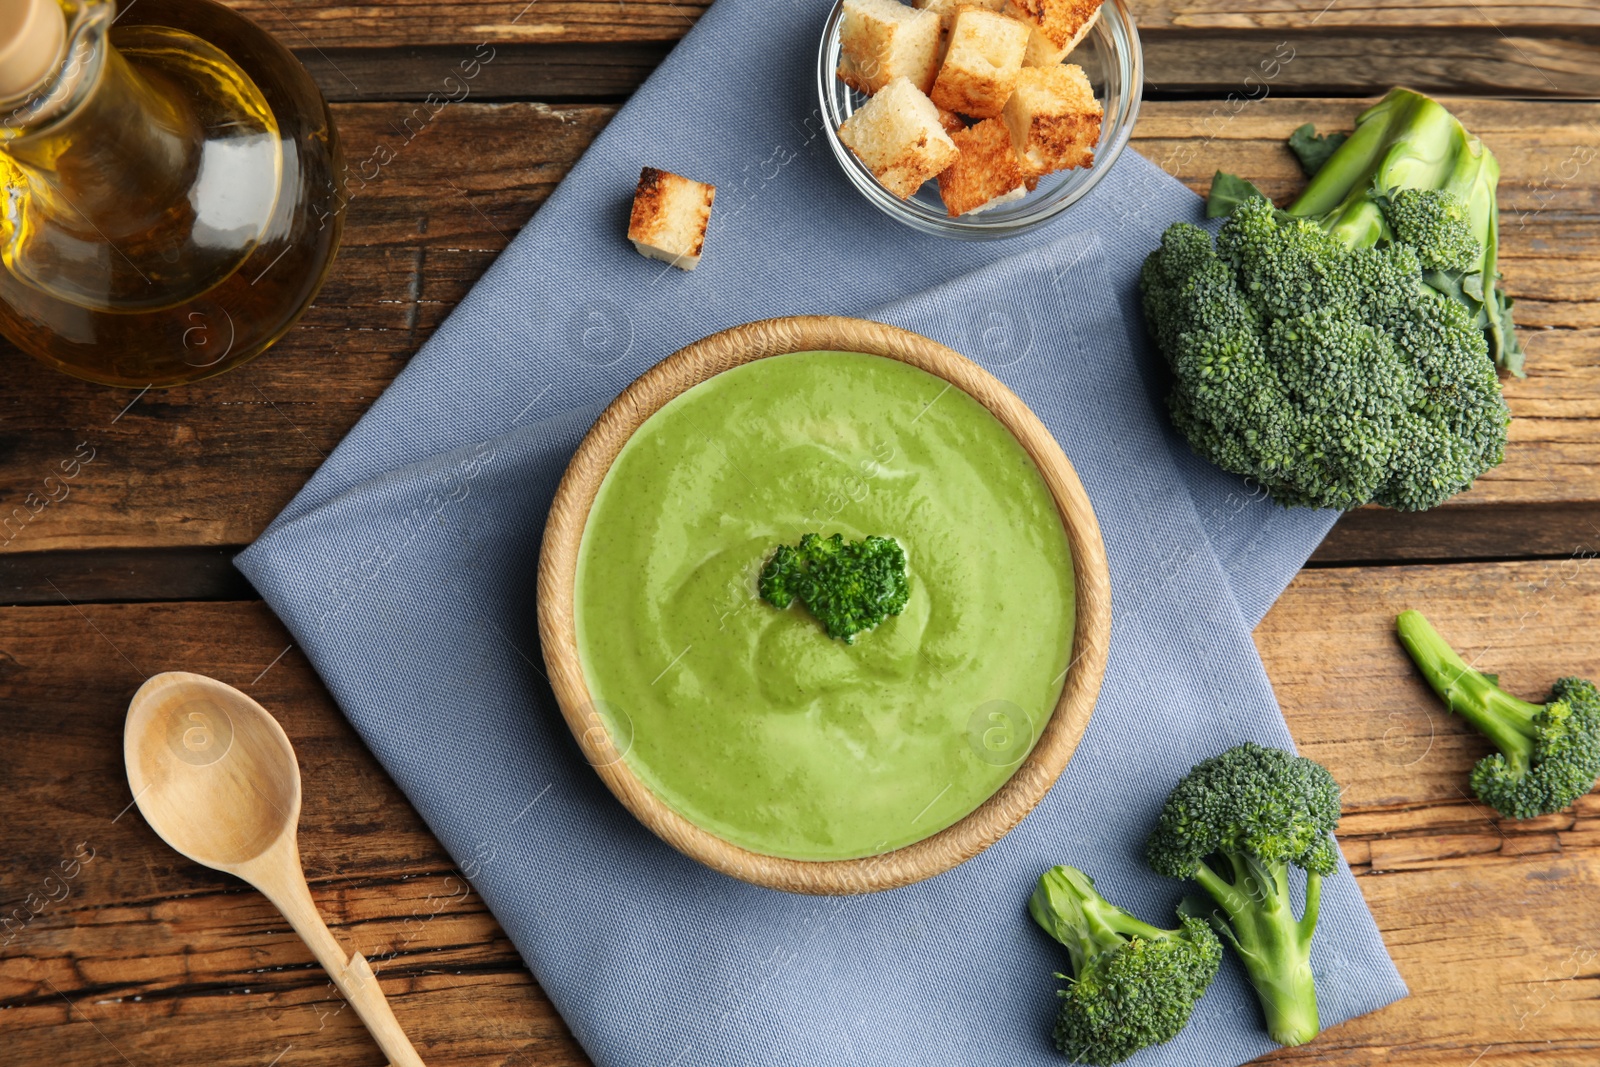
236,1,1407,1063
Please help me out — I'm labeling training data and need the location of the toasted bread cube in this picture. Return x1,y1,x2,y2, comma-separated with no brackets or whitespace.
1004,0,1102,65
838,0,943,94
936,117,1030,216
929,6,1030,119
628,167,715,270
1016,4,1100,65
915,0,1007,75
837,76,960,199
1002,63,1101,177
914,0,1004,28
936,105,968,134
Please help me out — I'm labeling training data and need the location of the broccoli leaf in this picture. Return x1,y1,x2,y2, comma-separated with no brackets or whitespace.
1287,122,1348,177
1205,171,1269,219
1486,285,1526,378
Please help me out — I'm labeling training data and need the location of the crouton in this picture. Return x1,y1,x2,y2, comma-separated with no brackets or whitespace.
936,117,1030,216
1004,0,1103,66
1017,4,1100,65
936,105,968,134
914,0,1005,29
929,6,1030,119
838,0,944,95
1001,63,1101,178
627,167,716,271
837,76,961,199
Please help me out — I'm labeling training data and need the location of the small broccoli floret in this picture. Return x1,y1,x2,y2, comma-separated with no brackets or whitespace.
1396,610,1600,819
758,533,908,643
1029,866,1221,1065
1379,188,1482,274
1146,744,1342,1047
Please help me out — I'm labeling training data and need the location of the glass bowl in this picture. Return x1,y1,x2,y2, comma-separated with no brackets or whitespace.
816,0,1143,240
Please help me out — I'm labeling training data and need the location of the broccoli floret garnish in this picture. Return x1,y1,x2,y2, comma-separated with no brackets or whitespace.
1397,610,1600,819
1029,866,1221,1065
1145,743,1342,1048
757,533,908,644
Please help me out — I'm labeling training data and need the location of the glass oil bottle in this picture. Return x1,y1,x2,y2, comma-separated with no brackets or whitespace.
0,0,342,386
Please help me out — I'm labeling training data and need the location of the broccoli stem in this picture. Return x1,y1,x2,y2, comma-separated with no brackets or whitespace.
1192,858,1322,1046
1397,610,1540,775
1030,866,1174,975
1286,88,1501,281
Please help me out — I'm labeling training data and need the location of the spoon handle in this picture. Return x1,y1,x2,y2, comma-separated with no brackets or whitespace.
247,844,427,1067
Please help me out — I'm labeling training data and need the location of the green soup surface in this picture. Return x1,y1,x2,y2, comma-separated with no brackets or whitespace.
574,350,1075,860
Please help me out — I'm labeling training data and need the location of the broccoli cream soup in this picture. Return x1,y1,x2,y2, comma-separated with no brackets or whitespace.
574,351,1075,861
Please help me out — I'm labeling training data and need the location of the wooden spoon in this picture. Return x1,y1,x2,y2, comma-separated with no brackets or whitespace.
124,671,427,1067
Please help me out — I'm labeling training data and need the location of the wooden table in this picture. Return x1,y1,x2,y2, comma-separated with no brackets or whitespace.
3,2,1597,1064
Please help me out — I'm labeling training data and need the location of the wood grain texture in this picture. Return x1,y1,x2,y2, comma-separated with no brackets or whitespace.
293,33,1600,103
535,317,1112,893
1,98,1595,565
1311,503,1600,565
1140,30,1600,99
0,547,257,606
218,0,1600,47
281,25,1600,101
0,602,588,1067
298,42,675,102
1133,0,1600,30
2,557,1598,1065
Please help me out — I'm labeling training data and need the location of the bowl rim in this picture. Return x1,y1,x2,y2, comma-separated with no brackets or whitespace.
536,316,1112,894
816,0,1144,240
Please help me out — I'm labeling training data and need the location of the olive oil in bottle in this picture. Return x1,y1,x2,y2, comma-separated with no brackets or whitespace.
0,0,343,386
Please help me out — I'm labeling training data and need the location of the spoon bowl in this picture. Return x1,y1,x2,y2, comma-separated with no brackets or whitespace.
125,671,427,1067
125,672,301,869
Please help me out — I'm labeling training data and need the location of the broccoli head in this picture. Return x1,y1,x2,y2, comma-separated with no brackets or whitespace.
1396,610,1600,819
758,533,908,643
1142,89,1517,513
1029,865,1221,1065
1146,743,1342,1047
1143,195,1508,512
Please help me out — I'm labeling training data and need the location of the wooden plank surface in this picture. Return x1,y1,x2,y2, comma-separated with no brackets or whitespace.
1,98,1595,569
1,559,1597,1065
294,34,1600,103
263,0,1600,99
223,0,1600,46
5,4,1599,1065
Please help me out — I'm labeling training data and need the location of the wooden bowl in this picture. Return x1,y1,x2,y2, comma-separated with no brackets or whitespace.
537,316,1111,894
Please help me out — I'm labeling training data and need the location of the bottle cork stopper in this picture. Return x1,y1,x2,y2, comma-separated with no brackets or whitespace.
0,0,66,99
